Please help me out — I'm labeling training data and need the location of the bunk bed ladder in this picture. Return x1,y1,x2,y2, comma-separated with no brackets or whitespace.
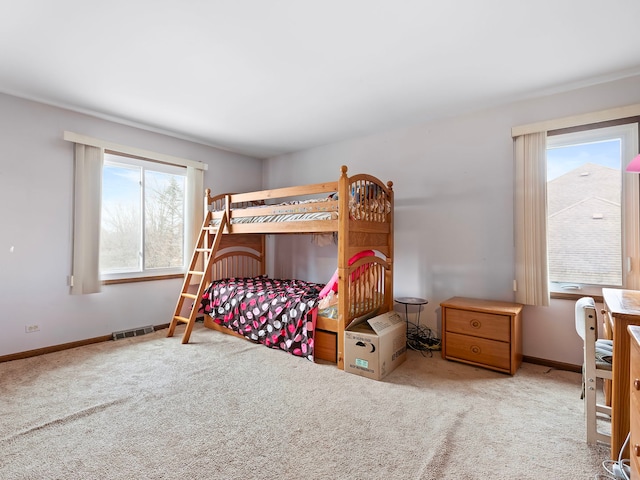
167,210,229,343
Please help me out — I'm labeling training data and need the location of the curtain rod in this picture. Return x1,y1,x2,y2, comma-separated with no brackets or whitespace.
511,103,640,137
63,131,208,171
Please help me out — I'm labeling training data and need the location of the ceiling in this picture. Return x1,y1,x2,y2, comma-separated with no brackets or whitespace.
2,1,640,159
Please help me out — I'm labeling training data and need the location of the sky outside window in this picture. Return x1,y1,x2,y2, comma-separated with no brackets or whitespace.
102,163,141,221
547,139,621,180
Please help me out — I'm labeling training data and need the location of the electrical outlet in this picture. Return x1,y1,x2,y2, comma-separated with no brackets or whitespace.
25,324,40,333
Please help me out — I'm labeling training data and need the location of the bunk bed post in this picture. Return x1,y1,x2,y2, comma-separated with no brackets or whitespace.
386,180,394,314
203,189,212,268
337,165,350,370
224,194,231,234
259,234,266,276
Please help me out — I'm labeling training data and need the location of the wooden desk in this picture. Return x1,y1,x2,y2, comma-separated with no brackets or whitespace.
602,288,640,459
628,326,640,479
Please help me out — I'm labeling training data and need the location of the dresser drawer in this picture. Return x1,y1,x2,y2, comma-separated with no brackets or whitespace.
444,332,511,371
631,394,640,479
445,308,511,342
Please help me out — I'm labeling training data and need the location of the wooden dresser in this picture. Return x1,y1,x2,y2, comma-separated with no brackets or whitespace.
629,325,640,479
440,297,523,375
602,288,640,460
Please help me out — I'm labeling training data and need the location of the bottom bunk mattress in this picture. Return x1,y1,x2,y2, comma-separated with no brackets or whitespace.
200,276,324,360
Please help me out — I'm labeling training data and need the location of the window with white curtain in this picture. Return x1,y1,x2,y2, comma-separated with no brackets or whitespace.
512,105,640,306
65,132,205,293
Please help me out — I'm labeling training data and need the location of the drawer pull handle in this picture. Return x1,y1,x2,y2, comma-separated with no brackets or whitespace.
470,345,481,355
634,379,640,391
470,319,481,329
634,444,640,457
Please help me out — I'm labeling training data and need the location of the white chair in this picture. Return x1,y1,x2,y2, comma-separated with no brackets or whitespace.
575,296,613,445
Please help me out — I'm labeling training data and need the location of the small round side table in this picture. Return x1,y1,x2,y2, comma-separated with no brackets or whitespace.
395,297,429,329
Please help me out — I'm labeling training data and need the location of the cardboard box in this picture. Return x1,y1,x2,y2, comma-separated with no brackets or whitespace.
344,311,407,380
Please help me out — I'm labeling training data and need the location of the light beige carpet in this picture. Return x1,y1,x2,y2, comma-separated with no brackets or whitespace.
0,325,611,479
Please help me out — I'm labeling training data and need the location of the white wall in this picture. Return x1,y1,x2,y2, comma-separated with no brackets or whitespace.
4,75,639,366
265,74,640,367
0,93,263,357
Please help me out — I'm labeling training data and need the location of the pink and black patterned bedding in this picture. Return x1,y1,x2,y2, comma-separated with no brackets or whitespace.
199,276,324,360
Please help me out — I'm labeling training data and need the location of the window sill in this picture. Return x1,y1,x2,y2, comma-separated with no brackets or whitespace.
103,273,184,285
550,290,603,303
549,282,613,304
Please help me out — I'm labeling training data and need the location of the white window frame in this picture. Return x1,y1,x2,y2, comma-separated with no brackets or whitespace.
100,152,188,282
547,122,640,297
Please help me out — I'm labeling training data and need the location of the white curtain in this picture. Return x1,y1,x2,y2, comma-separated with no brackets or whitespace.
71,144,104,294
185,166,204,284
514,131,549,306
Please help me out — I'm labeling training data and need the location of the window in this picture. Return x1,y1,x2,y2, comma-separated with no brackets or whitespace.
101,152,187,281
546,122,640,296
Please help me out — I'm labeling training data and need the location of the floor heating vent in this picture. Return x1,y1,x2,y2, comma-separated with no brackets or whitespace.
112,325,154,340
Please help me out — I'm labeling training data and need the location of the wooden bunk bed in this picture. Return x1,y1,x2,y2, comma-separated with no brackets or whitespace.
167,165,394,369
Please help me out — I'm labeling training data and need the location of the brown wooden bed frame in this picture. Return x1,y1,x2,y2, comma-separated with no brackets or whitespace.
167,165,394,369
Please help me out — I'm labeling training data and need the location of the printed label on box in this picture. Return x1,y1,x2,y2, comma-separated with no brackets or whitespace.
355,358,369,368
